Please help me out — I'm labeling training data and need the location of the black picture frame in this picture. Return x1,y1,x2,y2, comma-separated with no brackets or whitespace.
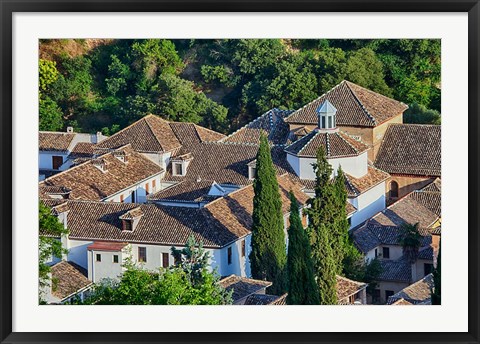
1,1,478,343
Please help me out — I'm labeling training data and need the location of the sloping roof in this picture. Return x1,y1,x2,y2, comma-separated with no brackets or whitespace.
148,180,221,203
391,298,414,305
378,256,412,283
284,80,407,127
387,274,434,305
408,179,441,217
39,145,163,201
221,109,293,145
39,132,75,152
244,293,288,305
370,193,439,228
87,241,128,252
169,122,226,147
218,275,272,303
374,124,441,176
69,142,96,158
417,246,434,260
336,275,367,301
96,114,182,153
50,261,92,300
344,166,390,197
284,130,369,158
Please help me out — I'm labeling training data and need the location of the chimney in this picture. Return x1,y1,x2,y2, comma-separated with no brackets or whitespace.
67,127,74,133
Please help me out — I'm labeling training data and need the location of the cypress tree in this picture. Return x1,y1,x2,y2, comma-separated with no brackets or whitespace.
431,243,441,305
286,192,320,305
249,134,287,294
306,147,338,304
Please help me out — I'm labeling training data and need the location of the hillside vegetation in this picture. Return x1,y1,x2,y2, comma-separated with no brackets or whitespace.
39,39,441,134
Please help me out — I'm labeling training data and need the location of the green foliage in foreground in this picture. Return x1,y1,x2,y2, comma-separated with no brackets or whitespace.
431,243,441,305
80,235,232,305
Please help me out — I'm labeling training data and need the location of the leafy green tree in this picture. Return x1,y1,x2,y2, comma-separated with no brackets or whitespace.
306,147,338,304
39,96,64,131
171,235,210,287
231,39,285,76
313,47,348,94
249,135,287,294
431,243,441,305
39,201,69,301
400,222,423,265
286,192,320,305
345,48,392,96
105,54,131,96
404,102,441,125
39,59,59,96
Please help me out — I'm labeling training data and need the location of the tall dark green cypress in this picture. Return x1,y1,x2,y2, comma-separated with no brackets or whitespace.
431,242,441,305
249,134,287,294
306,147,338,304
286,192,320,305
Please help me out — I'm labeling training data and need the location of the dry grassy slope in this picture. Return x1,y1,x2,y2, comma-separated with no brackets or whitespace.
39,39,114,62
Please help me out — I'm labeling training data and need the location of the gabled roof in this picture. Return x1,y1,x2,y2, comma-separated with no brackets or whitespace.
39,132,75,152
148,180,222,203
378,256,412,283
96,114,182,153
219,275,272,303
336,275,367,301
244,293,287,305
387,274,434,305
221,109,293,145
50,261,92,300
284,80,407,127
39,145,163,201
69,142,96,159
284,130,369,158
408,179,441,217
344,166,390,197
374,124,441,176
169,122,226,146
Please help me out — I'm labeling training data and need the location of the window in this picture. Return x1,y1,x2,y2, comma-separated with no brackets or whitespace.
227,247,232,265
162,253,169,268
375,248,378,258
174,163,183,176
347,217,352,226
328,116,332,128
96,254,101,262
248,166,256,180
131,190,136,203
123,220,132,231
152,179,156,192
385,290,395,301
113,255,119,263
390,181,399,198
424,263,434,276
52,156,63,170
145,183,149,195
241,240,246,257
321,116,326,128
138,247,147,263
382,247,390,259
120,194,124,203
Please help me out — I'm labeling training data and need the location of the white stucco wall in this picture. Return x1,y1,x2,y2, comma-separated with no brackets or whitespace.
87,249,126,283
142,152,171,169
39,152,69,171
287,152,368,180
349,181,386,228
365,245,403,261
212,235,251,277
66,239,93,269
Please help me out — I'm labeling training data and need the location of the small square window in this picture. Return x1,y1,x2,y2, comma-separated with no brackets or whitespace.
174,163,183,176
113,255,119,263
227,247,232,265
96,254,101,262
162,252,169,268
385,290,395,301
241,240,246,257
382,247,390,259
138,247,147,263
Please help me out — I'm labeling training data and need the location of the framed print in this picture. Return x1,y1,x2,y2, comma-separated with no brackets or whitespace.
1,1,479,343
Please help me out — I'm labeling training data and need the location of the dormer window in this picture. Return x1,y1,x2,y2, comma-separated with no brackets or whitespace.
316,99,337,130
92,158,108,173
171,153,192,177
119,207,144,232
123,219,133,231
113,150,128,163
173,162,184,176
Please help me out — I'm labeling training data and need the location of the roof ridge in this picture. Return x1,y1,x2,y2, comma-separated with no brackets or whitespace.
219,109,273,143
344,81,377,126
193,124,225,142
297,131,319,156
144,115,168,151
284,82,344,122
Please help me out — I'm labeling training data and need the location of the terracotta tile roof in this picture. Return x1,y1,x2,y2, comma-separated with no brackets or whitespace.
244,293,287,305
193,124,227,142
407,179,441,217
96,114,182,153
422,178,441,193
370,193,439,228
39,132,75,152
148,180,221,203
284,80,407,127
69,142,96,158
55,201,241,248
39,185,72,199
391,298,414,305
87,241,128,252
378,256,412,283
39,145,163,201
219,275,272,303
221,109,293,145
387,274,433,305
374,124,441,176
345,166,390,196
336,275,367,301
50,261,92,300
168,122,226,147
284,130,369,158
417,245,434,260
